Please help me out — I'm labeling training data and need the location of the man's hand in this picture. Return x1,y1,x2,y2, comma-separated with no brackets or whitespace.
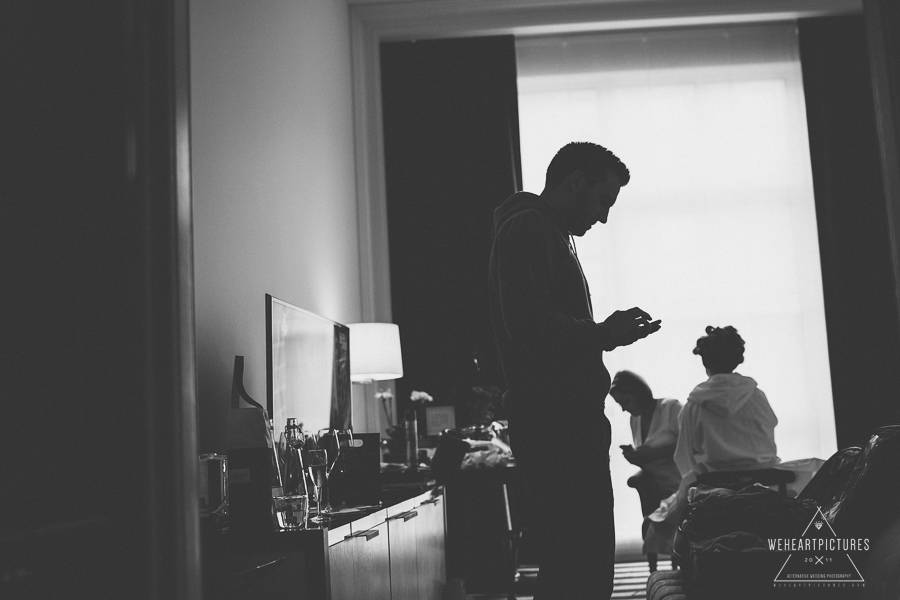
621,445,653,467
601,307,661,350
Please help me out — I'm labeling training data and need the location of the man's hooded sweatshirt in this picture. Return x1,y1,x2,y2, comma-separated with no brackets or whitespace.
489,191,617,417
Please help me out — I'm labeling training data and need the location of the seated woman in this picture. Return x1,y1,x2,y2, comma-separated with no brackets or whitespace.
610,371,682,514
675,325,779,480
646,325,780,555
610,370,682,569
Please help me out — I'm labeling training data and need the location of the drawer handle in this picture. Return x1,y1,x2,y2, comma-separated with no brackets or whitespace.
346,529,380,542
421,498,440,506
388,509,418,522
233,556,289,585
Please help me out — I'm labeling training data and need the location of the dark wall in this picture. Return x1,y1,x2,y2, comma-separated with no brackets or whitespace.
3,2,197,597
864,0,900,320
380,36,521,418
800,15,900,448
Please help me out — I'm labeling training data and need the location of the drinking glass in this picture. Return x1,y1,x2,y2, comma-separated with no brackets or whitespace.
316,429,340,515
336,429,355,457
306,449,329,524
332,429,355,509
273,494,308,529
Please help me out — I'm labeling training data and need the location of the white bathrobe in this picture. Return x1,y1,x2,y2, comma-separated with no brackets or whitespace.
630,398,683,496
674,372,779,479
644,373,779,554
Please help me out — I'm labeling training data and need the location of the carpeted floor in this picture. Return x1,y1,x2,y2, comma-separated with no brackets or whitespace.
470,559,675,600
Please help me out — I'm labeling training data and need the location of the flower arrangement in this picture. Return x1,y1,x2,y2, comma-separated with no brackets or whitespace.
409,390,434,405
375,389,394,427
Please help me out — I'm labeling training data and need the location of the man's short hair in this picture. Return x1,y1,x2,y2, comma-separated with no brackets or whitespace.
544,142,631,190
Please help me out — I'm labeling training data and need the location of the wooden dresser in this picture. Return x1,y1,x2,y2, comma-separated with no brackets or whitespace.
203,486,446,600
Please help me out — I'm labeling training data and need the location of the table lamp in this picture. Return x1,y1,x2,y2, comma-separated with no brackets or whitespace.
348,322,403,430
348,322,403,383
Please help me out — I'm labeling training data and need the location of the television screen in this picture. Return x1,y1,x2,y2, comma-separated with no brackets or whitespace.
266,294,351,433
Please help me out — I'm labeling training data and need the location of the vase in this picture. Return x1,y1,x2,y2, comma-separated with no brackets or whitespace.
404,409,419,470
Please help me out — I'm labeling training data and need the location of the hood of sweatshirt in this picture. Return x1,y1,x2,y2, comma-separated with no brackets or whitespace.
492,191,567,239
687,373,759,417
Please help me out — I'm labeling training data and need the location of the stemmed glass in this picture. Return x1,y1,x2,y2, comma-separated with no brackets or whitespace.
316,428,353,516
315,429,338,517
337,428,355,455
316,429,353,515
333,429,355,509
306,449,329,524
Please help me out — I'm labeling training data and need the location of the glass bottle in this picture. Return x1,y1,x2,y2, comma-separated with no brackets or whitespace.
404,409,419,470
267,417,284,497
275,419,309,529
278,418,303,484
282,442,309,498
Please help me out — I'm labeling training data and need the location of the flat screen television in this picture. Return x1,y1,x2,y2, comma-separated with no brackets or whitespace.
265,294,351,433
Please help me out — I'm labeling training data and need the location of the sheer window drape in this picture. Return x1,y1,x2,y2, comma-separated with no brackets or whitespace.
517,23,836,552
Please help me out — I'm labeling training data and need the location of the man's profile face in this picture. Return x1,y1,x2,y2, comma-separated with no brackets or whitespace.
569,172,621,236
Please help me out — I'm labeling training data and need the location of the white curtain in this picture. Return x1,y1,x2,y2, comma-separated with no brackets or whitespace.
516,22,837,553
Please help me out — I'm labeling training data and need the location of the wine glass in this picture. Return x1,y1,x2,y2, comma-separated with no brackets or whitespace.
306,449,329,524
316,429,341,516
332,429,355,509
336,429,355,456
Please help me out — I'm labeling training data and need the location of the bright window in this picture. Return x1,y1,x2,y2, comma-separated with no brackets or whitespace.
517,22,837,552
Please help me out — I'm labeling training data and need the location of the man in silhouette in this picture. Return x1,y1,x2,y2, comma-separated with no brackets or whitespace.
489,142,661,599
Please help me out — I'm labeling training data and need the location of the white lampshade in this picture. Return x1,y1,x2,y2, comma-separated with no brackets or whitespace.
348,322,404,382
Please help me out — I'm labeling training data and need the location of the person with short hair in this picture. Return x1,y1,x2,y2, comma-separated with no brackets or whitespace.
489,141,662,599
610,370,683,500
610,370,682,571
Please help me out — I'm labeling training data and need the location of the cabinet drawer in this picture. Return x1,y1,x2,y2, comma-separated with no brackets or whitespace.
388,507,420,600
416,495,447,600
329,521,390,600
349,508,387,534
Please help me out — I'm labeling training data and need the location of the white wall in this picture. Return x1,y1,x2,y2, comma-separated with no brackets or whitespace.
190,0,362,453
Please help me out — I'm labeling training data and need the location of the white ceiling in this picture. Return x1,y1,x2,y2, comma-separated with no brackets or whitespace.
347,0,862,40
